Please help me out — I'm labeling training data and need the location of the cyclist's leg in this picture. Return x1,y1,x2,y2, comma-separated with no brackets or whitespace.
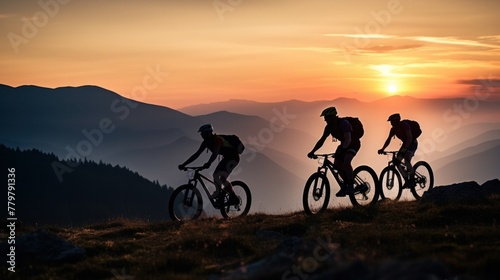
343,153,354,184
333,147,345,178
343,139,360,192
213,155,240,194
404,140,418,185
333,141,359,195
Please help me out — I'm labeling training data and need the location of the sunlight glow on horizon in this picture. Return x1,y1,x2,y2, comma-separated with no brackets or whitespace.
1,0,500,108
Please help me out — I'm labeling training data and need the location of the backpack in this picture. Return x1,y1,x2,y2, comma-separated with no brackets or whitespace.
344,117,364,139
220,134,245,154
403,120,422,138
330,117,364,141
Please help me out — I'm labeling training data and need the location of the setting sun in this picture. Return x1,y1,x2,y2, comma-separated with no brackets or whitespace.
388,84,398,94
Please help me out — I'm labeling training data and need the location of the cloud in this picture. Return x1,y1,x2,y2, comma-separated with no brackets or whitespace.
0,13,16,19
360,44,423,53
324,33,395,39
457,78,500,94
282,47,337,53
328,33,500,50
479,35,500,42
409,36,500,49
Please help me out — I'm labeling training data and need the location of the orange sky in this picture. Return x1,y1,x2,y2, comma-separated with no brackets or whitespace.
1,0,499,108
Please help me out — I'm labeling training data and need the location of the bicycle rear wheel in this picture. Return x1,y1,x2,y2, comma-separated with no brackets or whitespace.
379,166,403,201
349,165,379,206
303,172,330,215
220,181,252,219
168,184,203,221
411,161,434,199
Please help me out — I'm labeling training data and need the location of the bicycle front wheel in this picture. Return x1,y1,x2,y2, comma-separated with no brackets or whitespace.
168,184,203,221
349,165,379,206
411,161,434,199
379,166,403,201
303,172,330,215
220,181,252,219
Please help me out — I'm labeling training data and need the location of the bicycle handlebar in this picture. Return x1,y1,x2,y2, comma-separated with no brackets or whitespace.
379,151,398,155
180,166,206,171
310,153,336,159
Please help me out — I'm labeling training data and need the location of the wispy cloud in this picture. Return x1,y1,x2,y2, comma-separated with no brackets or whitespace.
0,13,16,19
324,33,395,39
457,78,500,94
327,33,500,50
457,78,500,85
368,64,437,78
281,47,337,53
409,36,500,49
360,44,423,53
479,35,500,42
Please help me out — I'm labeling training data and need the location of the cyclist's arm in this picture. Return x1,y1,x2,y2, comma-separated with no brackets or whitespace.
181,142,207,166
379,130,394,151
310,126,330,154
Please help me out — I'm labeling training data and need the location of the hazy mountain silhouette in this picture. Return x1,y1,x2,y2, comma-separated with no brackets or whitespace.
0,84,202,158
179,95,500,183
435,144,500,185
2,84,499,215
431,130,500,170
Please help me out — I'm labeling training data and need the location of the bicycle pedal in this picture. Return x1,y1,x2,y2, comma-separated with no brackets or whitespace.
354,184,368,193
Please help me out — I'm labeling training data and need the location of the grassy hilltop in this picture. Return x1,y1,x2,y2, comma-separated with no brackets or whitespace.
4,196,500,280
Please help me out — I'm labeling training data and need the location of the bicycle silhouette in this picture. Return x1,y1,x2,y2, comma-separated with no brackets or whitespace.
168,167,252,221
379,151,434,201
303,153,379,214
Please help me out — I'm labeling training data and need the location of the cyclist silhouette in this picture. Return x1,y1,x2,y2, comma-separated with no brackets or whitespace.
378,113,420,187
307,107,363,197
179,124,239,207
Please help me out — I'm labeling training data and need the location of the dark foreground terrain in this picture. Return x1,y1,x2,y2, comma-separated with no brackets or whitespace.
2,189,500,280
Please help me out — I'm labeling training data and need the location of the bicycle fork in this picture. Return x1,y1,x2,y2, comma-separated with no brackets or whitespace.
312,168,327,200
385,168,396,190
182,181,198,207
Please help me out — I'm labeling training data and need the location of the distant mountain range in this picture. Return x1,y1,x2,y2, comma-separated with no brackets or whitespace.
1,84,499,214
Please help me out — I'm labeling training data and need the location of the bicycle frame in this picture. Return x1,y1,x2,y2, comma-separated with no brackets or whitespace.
314,153,345,187
303,153,378,214
384,152,406,174
380,150,434,201
185,168,220,206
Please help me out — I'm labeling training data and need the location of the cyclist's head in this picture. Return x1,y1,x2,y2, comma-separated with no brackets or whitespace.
387,113,401,125
198,124,214,139
320,106,337,122
198,124,213,133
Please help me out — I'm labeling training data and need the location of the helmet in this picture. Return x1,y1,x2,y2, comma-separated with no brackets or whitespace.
320,107,337,117
387,113,401,122
198,124,213,133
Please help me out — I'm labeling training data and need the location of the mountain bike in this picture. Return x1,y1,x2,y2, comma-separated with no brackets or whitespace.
379,151,434,201
303,153,379,214
168,167,251,221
